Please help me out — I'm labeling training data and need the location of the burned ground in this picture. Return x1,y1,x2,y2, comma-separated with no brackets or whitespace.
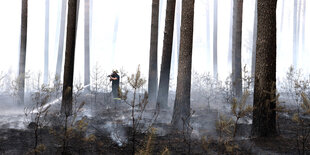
0,92,309,155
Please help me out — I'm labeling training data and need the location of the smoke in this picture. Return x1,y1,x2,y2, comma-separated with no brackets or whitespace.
103,121,127,146
0,95,25,129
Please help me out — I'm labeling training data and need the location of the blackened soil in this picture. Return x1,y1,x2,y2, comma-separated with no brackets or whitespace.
0,107,309,154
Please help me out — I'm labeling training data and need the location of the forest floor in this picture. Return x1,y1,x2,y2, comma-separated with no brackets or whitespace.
0,93,309,155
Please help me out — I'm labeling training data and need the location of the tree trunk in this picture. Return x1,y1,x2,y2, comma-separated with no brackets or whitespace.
84,0,90,92
61,0,78,115
157,0,176,110
171,0,181,84
111,15,119,68
293,0,299,67
301,0,305,54
148,0,160,105
171,0,195,131
251,0,257,78
213,0,218,80
207,0,212,71
18,0,28,105
232,0,243,99
44,0,50,85
251,0,277,137
55,0,68,80
279,0,285,33
227,0,233,70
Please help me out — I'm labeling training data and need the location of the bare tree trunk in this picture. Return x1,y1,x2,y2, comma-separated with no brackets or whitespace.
111,0,119,68
251,0,257,78
84,0,90,92
232,0,243,99
61,0,78,115
227,0,233,70
157,0,176,110
111,15,119,67
18,0,28,105
279,0,285,33
44,0,50,85
293,0,299,67
171,0,181,83
171,0,195,131
55,0,68,81
213,0,218,80
148,0,160,105
251,0,277,137
301,0,306,54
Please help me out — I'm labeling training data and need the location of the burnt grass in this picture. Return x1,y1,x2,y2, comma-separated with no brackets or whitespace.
0,94,310,154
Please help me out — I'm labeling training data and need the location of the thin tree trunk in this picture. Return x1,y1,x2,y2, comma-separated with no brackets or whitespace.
251,0,277,137
301,0,306,54
293,0,299,67
171,0,181,83
296,0,302,65
280,0,285,33
207,0,212,71
18,0,28,105
148,0,160,105
61,0,78,115
55,0,68,80
157,0,176,110
213,0,218,80
232,0,243,99
251,0,257,78
84,0,90,91
111,15,119,67
171,0,195,131
228,0,233,71
44,0,50,85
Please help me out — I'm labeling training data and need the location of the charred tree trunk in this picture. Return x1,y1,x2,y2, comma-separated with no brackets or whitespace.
44,0,50,84
251,0,257,78
55,0,68,81
232,0,243,99
251,0,277,137
61,0,78,115
148,0,160,105
18,0,28,105
157,0,176,110
84,0,90,91
171,0,195,131
213,0,218,80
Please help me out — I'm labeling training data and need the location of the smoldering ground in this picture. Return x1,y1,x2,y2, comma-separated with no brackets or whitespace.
1,67,310,154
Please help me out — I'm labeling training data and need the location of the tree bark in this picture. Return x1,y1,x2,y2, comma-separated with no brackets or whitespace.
84,0,90,91
171,0,195,131
61,0,78,115
18,0,28,105
232,0,243,99
148,0,160,105
55,0,68,80
251,0,257,78
157,0,176,110
213,0,218,80
251,0,277,137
